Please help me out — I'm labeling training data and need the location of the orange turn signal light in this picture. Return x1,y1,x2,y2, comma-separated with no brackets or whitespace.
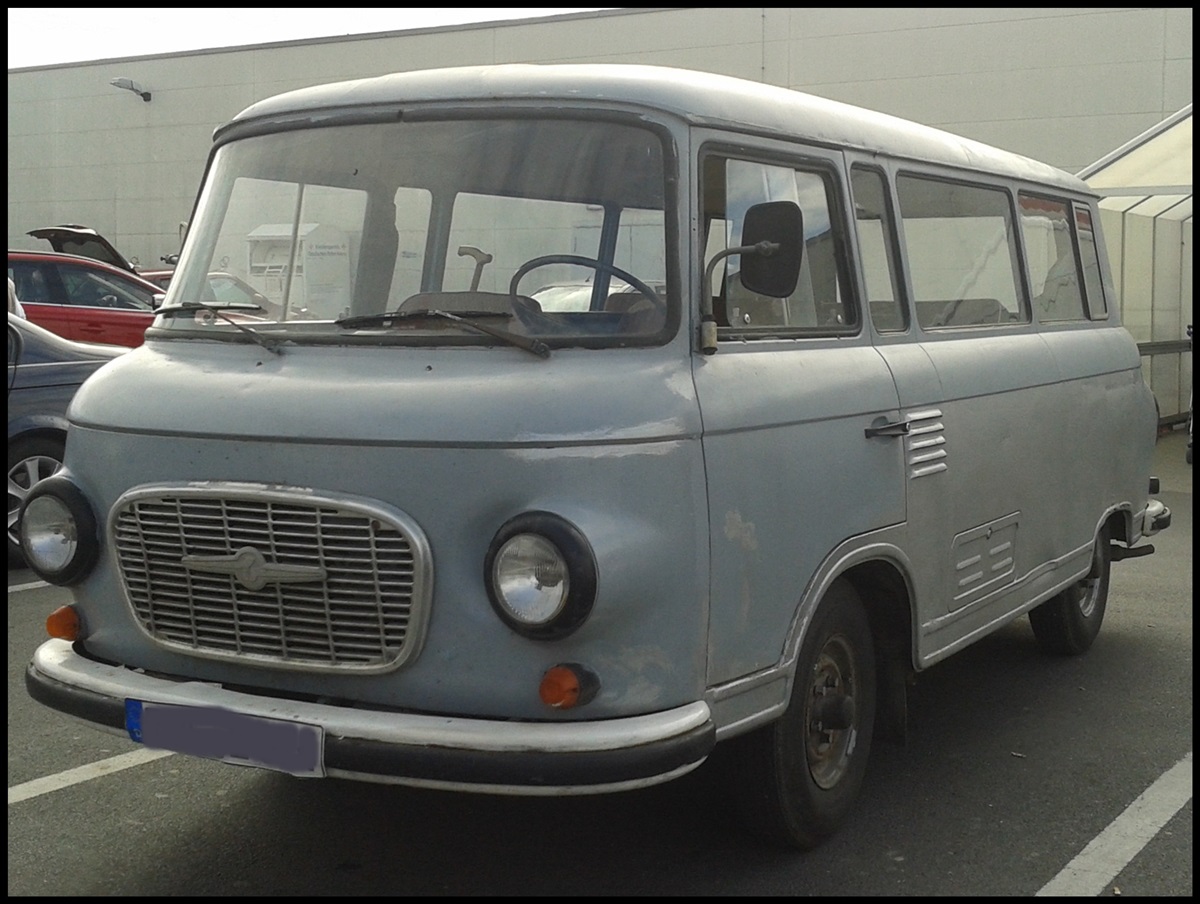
46,605,81,641
539,663,599,709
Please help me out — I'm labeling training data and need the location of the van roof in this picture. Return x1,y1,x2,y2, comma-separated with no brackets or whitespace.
223,63,1090,195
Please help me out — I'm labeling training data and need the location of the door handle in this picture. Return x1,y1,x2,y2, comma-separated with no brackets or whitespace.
865,419,910,439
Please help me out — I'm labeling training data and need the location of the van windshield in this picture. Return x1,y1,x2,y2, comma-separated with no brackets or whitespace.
160,117,672,348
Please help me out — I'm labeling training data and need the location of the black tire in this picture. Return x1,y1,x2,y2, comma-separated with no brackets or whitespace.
7,434,66,566
728,579,877,850
1029,526,1111,655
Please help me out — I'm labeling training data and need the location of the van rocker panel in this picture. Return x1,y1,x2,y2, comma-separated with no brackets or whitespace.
27,639,716,792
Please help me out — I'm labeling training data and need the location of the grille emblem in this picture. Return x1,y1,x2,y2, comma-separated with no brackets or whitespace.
181,546,326,590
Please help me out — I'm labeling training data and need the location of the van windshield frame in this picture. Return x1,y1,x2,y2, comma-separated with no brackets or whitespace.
160,112,679,350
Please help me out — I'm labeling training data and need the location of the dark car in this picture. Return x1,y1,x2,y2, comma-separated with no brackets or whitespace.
7,313,126,563
8,249,163,347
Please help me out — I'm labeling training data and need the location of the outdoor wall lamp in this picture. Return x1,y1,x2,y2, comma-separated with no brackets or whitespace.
110,77,151,102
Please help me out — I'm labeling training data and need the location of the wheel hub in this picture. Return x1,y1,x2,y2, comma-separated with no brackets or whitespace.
804,634,858,790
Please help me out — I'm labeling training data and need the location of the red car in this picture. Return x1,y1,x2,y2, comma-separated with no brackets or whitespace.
7,249,163,347
19,224,278,336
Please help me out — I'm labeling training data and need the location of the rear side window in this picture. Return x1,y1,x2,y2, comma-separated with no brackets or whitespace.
9,261,58,304
1073,205,1109,320
897,175,1026,329
1018,194,1086,321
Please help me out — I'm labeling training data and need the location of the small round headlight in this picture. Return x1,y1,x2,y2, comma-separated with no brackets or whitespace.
485,512,597,640
20,475,99,585
23,495,80,571
492,533,570,625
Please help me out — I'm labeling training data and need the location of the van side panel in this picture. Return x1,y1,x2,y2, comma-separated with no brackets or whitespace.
902,325,1149,664
693,343,903,685
1038,325,1157,546
902,331,1069,659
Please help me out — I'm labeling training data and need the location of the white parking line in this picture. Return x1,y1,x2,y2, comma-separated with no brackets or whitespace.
7,748,174,805
8,580,49,592
6,741,1191,895
1036,751,1193,896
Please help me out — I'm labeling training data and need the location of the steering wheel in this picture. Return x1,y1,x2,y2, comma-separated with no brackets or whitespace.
508,254,664,317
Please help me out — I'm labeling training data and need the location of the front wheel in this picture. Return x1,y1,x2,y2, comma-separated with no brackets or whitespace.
728,579,877,850
1029,526,1111,655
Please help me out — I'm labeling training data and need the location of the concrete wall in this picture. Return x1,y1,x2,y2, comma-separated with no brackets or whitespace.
7,7,1192,266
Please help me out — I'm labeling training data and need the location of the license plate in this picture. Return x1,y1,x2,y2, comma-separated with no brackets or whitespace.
125,699,324,777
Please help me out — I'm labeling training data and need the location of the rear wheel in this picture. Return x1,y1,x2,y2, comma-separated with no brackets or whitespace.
1029,526,1111,655
729,579,876,849
7,435,66,565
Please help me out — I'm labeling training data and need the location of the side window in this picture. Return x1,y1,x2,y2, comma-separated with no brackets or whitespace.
703,154,853,333
897,175,1027,329
58,266,156,311
851,166,906,332
1018,194,1086,321
1073,205,1109,320
9,262,59,304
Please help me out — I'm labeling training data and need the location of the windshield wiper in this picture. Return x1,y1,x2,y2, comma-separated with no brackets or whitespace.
155,301,283,355
335,309,550,359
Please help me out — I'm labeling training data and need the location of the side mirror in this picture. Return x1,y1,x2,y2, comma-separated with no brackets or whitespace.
699,200,805,355
152,292,167,310
739,201,804,299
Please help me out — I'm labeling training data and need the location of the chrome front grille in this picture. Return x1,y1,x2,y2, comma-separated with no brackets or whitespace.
111,484,432,672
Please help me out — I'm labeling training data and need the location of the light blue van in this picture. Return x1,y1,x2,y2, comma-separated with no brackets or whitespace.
22,65,1170,849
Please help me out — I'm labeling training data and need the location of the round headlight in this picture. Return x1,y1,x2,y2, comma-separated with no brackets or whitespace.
485,512,597,640
492,534,570,625
20,475,99,585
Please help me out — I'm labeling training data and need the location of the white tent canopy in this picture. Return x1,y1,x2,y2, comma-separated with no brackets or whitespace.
1080,105,1192,423
1081,105,1192,197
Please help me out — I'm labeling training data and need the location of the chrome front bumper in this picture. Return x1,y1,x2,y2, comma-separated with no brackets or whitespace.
1143,499,1171,535
27,639,715,794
